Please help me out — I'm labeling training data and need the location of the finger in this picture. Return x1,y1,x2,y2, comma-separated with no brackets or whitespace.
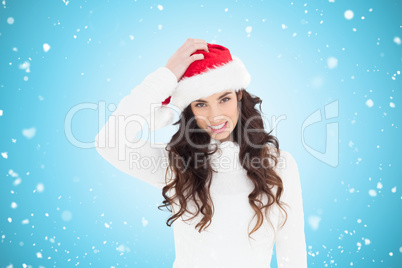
186,37,207,44
194,53,205,62
184,43,209,58
191,38,208,45
184,38,208,52
186,53,204,64
194,41,209,52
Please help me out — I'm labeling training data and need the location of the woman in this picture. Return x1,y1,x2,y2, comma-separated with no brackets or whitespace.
95,38,307,267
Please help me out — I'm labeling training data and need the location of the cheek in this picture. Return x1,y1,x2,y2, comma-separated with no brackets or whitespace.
228,102,239,117
196,119,207,128
193,111,208,127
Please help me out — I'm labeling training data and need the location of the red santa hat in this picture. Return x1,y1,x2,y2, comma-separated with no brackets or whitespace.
150,43,251,131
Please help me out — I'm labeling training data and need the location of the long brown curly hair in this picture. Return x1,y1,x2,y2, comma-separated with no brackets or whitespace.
157,89,289,241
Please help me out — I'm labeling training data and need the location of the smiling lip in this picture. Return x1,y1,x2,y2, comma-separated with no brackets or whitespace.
210,122,226,127
209,121,228,133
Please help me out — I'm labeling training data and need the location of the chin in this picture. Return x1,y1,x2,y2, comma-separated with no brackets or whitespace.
210,131,231,140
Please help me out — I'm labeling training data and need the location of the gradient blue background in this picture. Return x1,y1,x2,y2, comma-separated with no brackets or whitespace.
1,0,401,267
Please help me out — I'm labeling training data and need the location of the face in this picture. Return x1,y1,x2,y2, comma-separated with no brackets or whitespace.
190,90,242,143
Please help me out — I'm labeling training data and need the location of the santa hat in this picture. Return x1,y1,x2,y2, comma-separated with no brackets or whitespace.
150,43,251,131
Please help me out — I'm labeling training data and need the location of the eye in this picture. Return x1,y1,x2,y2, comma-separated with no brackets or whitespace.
195,103,206,108
195,98,231,108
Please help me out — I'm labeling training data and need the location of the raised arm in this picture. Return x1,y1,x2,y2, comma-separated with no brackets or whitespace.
94,38,210,191
94,66,178,190
275,150,308,267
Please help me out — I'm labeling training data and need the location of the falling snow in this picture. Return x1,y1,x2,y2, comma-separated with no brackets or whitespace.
344,10,354,20
1,1,400,267
43,43,51,52
365,99,374,107
327,56,338,69
22,127,36,139
7,17,14,24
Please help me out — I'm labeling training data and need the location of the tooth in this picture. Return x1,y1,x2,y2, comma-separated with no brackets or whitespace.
211,122,225,129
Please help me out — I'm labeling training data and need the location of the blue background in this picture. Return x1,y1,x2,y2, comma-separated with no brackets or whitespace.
1,0,401,267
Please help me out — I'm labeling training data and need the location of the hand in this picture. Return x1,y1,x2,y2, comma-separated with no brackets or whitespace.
165,38,209,82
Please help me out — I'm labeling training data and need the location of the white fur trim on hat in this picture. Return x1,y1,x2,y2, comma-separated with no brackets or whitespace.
170,56,251,111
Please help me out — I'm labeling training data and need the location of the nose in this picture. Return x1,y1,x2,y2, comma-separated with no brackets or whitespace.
207,105,224,124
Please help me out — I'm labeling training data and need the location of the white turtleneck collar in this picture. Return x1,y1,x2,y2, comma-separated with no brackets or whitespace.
208,137,242,172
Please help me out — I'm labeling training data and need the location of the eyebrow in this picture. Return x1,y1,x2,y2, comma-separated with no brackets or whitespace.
194,92,233,103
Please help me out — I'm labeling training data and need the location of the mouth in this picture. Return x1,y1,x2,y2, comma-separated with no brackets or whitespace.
208,121,228,133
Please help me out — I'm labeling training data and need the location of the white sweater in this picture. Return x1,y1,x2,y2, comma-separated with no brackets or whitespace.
94,66,308,268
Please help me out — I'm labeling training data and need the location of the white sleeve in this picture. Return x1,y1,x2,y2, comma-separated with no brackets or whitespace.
94,66,178,190
275,150,308,267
